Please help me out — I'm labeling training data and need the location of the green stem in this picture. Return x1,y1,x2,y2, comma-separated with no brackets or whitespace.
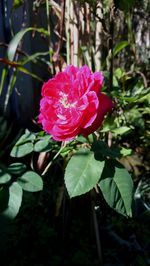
41,142,66,176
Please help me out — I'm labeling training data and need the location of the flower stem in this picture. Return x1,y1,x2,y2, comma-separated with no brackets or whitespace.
41,142,66,176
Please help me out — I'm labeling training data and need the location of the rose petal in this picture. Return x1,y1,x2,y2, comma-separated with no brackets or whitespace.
39,65,113,141
80,93,113,136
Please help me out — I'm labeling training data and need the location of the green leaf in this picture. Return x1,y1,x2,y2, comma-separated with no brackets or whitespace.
16,130,36,145
13,0,24,9
0,168,11,184
119,95,137,102
92,141,121,160
18,171,43,192
4,70,17,110
0,67,8,96
10,142,34,157
100,115,117,133
7,163,27,176
65,149,105,198
120,147,133,157
113,41,129,57
10,131,35,157
112,126,131,135
76,135,89,143
114,68,125,79
17,66,43,82
7,27,49,61
1,182,23,219
20,51,51,65
124,109,145,129
113,75,119,87
98,159,133,217
0,164,12,185
34,135,52,152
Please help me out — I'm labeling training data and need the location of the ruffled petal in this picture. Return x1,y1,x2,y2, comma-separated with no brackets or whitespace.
39,65,113,141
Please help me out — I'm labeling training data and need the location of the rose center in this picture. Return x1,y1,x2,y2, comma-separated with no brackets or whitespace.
60,94,76,108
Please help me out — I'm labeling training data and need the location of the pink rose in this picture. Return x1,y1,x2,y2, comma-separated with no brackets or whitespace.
39,65,113,141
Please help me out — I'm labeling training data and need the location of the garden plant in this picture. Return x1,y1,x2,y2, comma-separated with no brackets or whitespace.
0,0,150,265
